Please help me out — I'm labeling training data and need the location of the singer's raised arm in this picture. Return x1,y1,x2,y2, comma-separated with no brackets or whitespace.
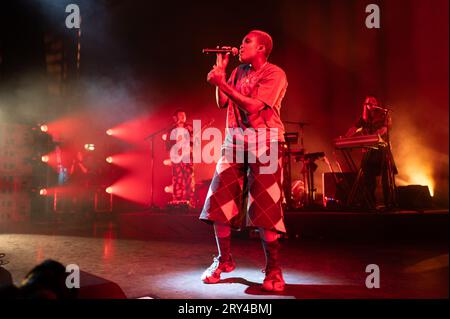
208,65,266,114
216,87,229,109
216,80,265,114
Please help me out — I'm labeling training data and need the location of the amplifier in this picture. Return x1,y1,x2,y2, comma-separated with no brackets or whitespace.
397,185,432,209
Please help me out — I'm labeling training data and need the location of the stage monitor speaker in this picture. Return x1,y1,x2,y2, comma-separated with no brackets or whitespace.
78,271,127,299
322,172,356,208
0,266,13,287
397,185,432,209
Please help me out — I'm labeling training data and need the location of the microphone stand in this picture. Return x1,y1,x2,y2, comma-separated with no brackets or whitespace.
383,109,397,209
144,125,174,210
283,120,310,209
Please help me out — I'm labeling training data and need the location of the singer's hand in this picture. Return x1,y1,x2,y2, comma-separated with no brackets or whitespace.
207,65,226,86
216,47,230,71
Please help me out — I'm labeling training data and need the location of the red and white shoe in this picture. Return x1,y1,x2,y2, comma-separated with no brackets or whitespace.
262,266,285,292
201,255,236,284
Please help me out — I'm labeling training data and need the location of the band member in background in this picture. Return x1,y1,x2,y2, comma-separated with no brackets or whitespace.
69,150,90,214
345,95,397,208
55,144,68,186
70,151,89,184
200,30,288,292
164,109,195,207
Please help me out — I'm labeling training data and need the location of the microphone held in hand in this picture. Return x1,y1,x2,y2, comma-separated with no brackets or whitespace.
202,47,239,56
371,105,390,112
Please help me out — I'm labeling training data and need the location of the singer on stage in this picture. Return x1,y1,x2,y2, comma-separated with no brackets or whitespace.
199,30,288,292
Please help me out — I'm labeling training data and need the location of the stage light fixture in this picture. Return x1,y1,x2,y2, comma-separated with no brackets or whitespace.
106,156,113,163
39,189,48,196
106,187,113,194
40,125,48,133
41,155,49,163
84,144,95,151
164,185,173,193
106,129,113,136
163,159,172,166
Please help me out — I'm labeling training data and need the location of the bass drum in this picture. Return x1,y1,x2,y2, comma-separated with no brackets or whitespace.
290,179,306,208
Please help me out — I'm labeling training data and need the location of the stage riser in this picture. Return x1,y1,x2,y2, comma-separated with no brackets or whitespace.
117,211,449,242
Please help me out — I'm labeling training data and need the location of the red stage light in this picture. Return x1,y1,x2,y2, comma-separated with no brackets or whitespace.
164,185,173,193
106,187,113,194
106,129,113,136
84,144,95,151
39,189,48,196
41,155,49,163
106,156,113,164
40,125,48,132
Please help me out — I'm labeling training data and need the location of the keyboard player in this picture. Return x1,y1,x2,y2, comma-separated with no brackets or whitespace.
344,96,397,208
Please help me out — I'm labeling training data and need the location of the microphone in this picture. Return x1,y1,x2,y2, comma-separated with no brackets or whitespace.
369,105,390,112
202,47,239,56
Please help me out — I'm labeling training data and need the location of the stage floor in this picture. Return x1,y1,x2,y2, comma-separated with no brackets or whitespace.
0,209,448,299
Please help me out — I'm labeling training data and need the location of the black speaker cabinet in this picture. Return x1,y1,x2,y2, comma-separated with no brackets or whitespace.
322,172,356,208
397,185,432,209
78,271,127,299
